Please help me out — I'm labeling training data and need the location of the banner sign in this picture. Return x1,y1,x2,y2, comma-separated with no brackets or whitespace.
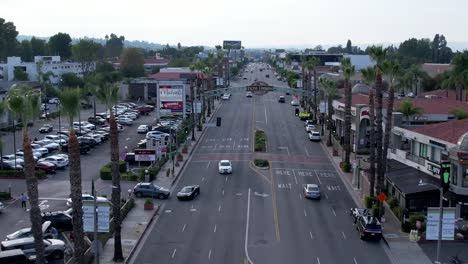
426,207,456,240
161,101,183,112
159,86,184,101
83,201,110,233
135,149,156,161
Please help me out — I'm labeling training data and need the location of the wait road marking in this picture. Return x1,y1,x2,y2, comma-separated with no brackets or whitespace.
182,224,186,232
171,248,177,259
309,232,313,240
342,231,347,239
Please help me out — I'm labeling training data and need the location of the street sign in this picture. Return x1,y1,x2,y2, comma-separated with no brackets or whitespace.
83,201,110,233
194,101,202,114
135,149,156,161
377,192,387,202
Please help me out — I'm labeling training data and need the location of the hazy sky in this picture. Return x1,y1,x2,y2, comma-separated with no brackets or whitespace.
1,0,467,48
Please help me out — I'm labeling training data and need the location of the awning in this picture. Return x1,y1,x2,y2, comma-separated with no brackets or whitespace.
385,160,440,195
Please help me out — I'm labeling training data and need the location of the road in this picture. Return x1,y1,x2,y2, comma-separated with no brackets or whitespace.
132,63,392,264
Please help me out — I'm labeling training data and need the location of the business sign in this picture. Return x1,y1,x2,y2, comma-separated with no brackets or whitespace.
194,101,202,114
223,40,242,50
426,207,456,240
159,85,184,101
135,149,156,161
83,201,110,233
296,80,303,88
319,101,328,114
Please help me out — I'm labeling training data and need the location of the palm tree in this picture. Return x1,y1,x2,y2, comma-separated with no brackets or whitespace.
304,57,320,119
95,82,124,261
398,99,423,125
341,57,355,168
449,108,468,120
381,60,401,190
320,78,338,146
202,66,214,117
450,51,468,101
361,66,376,197
406,64,427,96
58,88,86,263
6,85,46,263
369,46,387,194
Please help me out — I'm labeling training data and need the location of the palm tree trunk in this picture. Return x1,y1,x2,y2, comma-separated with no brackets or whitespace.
375,72,384,194
23,127,46,264
368,89,376,197
344,79,352,165
381,82,395,189
110,113,124,261
313,69,318,122
327,95,333,146
68,129,86,263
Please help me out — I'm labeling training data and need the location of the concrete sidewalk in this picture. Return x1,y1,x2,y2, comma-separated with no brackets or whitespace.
320,126,432,264
99,99,222,263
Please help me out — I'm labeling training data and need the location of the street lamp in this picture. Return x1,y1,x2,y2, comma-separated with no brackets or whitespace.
418,179,443,264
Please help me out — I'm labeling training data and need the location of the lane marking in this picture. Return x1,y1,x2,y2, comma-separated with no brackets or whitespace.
342,231,347,239
208,249,212,260
317,257,321,264
324,193,328,199
222,189,225,196
264,106,268,125
305,147,310,157
171,248,177,259
202,177,205,182
206,161,211,168
225,177,228,183
270,162,281,241
244,189,254,264
164,210,172,213
332,208,337,216
354,257,358,264
214,225,217,233
304,209,307,217
299,193,302,200
294,175,298,185
218,205,222,212
314,170,322,185
309,232,313,239
182,224,186,232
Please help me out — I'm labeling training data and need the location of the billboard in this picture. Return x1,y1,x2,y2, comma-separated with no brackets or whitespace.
426,207,456,240
135,149,156,161
83,201,110,233
159,84,184,113
223,40,242,50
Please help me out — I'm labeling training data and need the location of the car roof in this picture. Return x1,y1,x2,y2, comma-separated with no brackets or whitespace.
306,184,319,188
219,160,231,163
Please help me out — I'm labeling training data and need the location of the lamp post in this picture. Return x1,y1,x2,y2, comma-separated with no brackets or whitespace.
418,179,443,264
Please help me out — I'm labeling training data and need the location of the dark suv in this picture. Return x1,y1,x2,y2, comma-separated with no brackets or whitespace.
133,182,170,199
355,215,382,240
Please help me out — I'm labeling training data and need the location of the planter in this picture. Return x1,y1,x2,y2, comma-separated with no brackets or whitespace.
144,203,154,210
332,149,339,156
182,147,188,154
177,154,183,162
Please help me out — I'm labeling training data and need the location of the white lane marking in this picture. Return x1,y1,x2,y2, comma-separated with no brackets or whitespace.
286,147,290,156
354,257,358,264
182,224,186,232
222,189,224,196
233,139,236,149
171,248,177,259
190,208,197,212
304,209,307,217
324,193,328,199
218,205,222,212
164,210,172,213
202,177,205,182
309,232,313,239
214,225,217,233
294,175,298,185
342,231,347,239
315,170,322,185
245,189,254,264
305,147,310,157
332,208,337,216
264,107,268,124
299,193,302,200
225,177,228,183
206,161,211,168
208,249,212,260
317,257,321,264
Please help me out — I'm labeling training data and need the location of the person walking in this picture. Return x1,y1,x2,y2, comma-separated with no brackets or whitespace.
20,193,28,210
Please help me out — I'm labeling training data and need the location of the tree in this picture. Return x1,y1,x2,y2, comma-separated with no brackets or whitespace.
450,51,468,101
346,39,353,54
6,85,45,263
95,83,124,261
320,78,338,146
48,32,72,59
72,39,102,75
304,57,320,118
30,37,48,56
151,66,160,74
361,66,376,197
341,57,355,168
60,73,85,88
0,18,19,60
58,88,86,263
397,99,423,125
449,108,468,120
19,40,33,62
105,34,125,59
13,67,29,81
120,48,145,78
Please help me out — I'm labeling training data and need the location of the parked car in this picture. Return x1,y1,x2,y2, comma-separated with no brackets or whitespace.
34,140,60,151
48,98,60,104
137,106,153,115
218,160,232,174
0,248,36,263
355,214,383,240
38,156,68,169
41,211,73,232
308,131,321,141
291,100,299,106
60,142,91,155
137,125,149,134
5,221,53,241
305,124,315,132
303,184,321,199
177,185,200,201
39,124,53,133
44,135,67,145
0,201,4,213
86,133,102,144
88,116,105,125
2,155,24,166
35,161,57,174
116,117,133,126
93,130,109,141
31,144,49,156
1,161,23,171
221,94,230,100
133,182,170,199
0,237,65,260
66,194,108,207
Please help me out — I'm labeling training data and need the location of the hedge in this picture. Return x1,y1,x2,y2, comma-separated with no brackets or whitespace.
99,160,128,180
0,191,11,200
254,159,269,167
364,196,377,209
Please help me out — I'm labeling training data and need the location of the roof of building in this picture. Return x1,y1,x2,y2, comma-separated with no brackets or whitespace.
148,71,207,81
391,97,468,115
420,89,466,101
385,160,440,195
420,63,452,77
337,94,370,106
409,118,468,145
144,58,170,65
352,83,371,95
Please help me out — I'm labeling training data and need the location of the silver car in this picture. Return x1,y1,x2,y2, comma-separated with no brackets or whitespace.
0,237,65,260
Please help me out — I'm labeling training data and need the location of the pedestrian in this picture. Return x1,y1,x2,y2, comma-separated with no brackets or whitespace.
128,189,132,199
20,193,28,210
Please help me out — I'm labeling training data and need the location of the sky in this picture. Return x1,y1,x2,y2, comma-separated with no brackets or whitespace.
2,0,468,49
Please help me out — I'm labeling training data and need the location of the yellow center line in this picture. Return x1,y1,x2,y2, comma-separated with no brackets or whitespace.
251,96,256,152
269,161,281,241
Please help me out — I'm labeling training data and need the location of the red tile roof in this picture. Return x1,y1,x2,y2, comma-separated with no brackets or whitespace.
410,119,468,144
144,58,170,64
337,94,369,106
420,89,466,101
149,72,181,80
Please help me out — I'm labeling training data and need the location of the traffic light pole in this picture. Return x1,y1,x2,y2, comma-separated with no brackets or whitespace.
436,187,443,264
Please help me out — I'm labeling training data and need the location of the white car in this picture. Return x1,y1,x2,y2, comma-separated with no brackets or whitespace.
308,131,321,141
117,117,133,125
246,92,253,97
66,194,109,207
44,135,67,145
221,94,230,100
2,155,24,166
291,100,299,106
303,184,321,199
15,151,41,160
34,139,60,151
0,201,4,213
31,144,49,155
48,97,60,104
137,125,149,134
218,160,232,174
146,130,164,139
305,124,315,132
86,133,102,144
39,156,68,168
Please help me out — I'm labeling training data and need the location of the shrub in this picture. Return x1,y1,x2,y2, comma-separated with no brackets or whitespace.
100,166,112,180
144,198,153,205
364,196,377,209
409,214,426,231
392,206,404,220
0,170,46,179
401,221,412,233
254,159,269,167
340,161,351,173
254,130,267,152
0,191,11,200
371,204,385,218
388,196,399,209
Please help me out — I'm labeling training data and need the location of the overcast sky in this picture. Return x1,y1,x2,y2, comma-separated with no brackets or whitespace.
1,0,467,48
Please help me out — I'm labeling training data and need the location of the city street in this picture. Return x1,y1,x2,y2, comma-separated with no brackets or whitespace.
132,64,392,264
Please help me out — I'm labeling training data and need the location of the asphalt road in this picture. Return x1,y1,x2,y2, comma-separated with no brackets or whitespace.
132,63,392,264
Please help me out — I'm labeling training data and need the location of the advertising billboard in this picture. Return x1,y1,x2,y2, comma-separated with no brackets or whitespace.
426,207,456,240
223,40,242,50
83,201,110,233
159,84,184,114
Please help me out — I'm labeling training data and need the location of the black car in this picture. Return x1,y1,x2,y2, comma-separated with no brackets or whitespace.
77,137,97,148
177,185,200,200
61,143,90,154
355,215,382,241
278,96,286,103
41,211,73,232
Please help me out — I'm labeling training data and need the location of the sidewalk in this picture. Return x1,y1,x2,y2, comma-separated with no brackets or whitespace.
320,126,432,264
99,99,222,263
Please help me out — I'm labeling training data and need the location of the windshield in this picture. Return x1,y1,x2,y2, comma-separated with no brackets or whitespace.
181,187,192,193
308,187,319,192
220,162,231,166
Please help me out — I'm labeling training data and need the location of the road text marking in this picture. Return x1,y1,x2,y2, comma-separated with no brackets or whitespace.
172,248,177,259
182,224,186,232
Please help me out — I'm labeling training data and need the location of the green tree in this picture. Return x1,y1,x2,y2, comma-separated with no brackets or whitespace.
72,39,102,75
341,57,355,167
95,83,124,261
361,66,376,197
105,34,125,58
346,39,353,54
19,40,33,61
48,32,72,59
449,108,468,120
96,62,115,73
60,72,85,88
304,57,320,119
6,85,45,263
58,88,86,263
0,18,19,60
120,48,145,78
451,51,468,101
320,78,338,146
397,99,423,125
13,67,29,81
30,37,48,56
151,66,160,74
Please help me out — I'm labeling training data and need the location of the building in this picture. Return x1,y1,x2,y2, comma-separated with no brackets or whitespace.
143,55,170,73
0,56,95,85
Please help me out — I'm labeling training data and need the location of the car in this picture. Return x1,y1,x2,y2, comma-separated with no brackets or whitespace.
38,156,68,169
93,130,109,141
44,135,67,145
221,94,230,100
1,161,23,170
137,106,153,115
303,184,321,199
291,100,299,106
41,211,73,232
350,208,372,220
137,125,149,134
285,91,291,95
2,155,24,166
116,117,133,126
146,130,165,140
0,248,36,263
35,161,57,174
86,133,102,144
133,182,170,199
0,237,65,260
66,194,108,207
77,136,97,147
355,215,382,240
34,139,60,151
246,92,253,97
48,98,60,104
5,221,53,241
304,119,314,127
39,124,53,133
88,116,105,125
30,144,49,156
15,151,41,160
265,74,270,78
0,201,4,213
177,185,200,200
278,96,286,103
60,142,91,155
243,77,247,80
218,160,232,174
308,131,321,141
137,139,147,148
305,124,315,132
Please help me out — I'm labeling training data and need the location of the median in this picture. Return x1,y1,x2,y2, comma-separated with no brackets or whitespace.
254,130,267,152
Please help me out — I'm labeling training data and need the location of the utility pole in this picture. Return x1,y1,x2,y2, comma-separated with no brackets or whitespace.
92,180,99,264
191,76,196,141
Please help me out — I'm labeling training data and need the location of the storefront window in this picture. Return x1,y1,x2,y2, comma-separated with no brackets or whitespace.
419,143,428,158
431,147,441,162
463,166,468,187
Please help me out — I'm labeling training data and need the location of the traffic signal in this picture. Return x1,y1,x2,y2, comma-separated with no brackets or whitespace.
440,161,451,193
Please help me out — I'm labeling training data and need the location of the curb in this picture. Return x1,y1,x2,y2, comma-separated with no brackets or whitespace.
124,205,160,264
